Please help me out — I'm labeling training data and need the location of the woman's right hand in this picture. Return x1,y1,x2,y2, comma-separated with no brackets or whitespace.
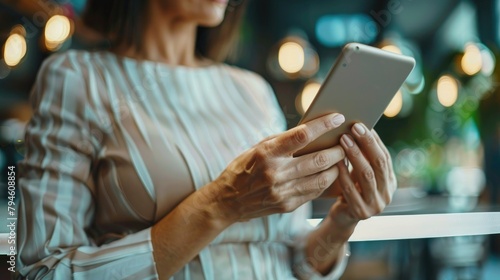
208,113,346,223
150,113,345,278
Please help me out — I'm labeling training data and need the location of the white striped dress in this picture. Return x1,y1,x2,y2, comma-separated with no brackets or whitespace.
17,50,348,279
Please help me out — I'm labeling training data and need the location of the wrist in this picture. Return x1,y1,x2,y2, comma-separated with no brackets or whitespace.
303,216,352,276
194,181,238,229
327,203,360,239
322,214,357,242
150,182,238,278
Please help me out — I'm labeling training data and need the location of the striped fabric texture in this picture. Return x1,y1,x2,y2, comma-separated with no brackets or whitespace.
17,51,348,279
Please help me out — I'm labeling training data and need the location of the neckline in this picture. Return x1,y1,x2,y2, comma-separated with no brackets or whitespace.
100,50,223,71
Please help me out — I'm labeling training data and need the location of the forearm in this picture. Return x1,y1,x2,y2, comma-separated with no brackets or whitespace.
304,215,355,275
151,183,233,278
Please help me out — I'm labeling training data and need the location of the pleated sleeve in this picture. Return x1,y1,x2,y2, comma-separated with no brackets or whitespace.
17,54,159,280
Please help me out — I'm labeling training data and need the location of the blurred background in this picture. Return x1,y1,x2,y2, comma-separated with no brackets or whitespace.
1,0,500,279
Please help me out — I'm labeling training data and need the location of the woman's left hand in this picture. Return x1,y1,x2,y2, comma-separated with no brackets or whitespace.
301,124,396,276
327,123,397,233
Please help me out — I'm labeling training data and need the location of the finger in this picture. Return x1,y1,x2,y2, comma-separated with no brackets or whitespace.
267,113,345,156
372,129,397,201
372,129,394,171
352,123,392,200
282,164,340,199
279,145,345,181
370,129,388,157
319,159,350,198
240,164,338,214
350,123,389,185
256,133,280,145
340,134,377,203
350,124,393,199
319,173,343,198
249,166,339,215
285,180,343,213
337,160,369,220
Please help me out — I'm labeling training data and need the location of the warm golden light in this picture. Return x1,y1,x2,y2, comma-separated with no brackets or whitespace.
383,90,403,118
299,82,321,113
437,75,459,107
11,25,26,37
461,43,482,76
382,45,402,54
44,15,71,51
278,42,305,74
3,33,27,67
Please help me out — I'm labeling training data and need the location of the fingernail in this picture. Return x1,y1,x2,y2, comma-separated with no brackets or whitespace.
353,123,366,135
341,134,354,147
344,158,349,168
331,114,345,126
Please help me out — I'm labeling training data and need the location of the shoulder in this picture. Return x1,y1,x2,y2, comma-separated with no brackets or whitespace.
32,50,97,108
34,50,103,96
220,64,277,105
221,64,286,130
222,64,271,90
39,50,94,76
34,51,98,96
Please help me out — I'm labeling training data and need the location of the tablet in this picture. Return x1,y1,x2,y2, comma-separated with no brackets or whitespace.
294,43,415,157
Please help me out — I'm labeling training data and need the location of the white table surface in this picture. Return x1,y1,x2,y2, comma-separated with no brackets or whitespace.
1,212,500,255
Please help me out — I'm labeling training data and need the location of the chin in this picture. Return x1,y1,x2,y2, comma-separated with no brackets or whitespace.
197,5,227,27
162,0,228,27
199,16,225,27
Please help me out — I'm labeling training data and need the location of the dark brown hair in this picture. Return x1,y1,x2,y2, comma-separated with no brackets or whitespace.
81,0,247,62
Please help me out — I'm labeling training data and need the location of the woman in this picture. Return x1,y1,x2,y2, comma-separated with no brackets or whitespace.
17,0,396,279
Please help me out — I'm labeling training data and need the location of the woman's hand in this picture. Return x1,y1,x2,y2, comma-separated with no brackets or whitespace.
328,123,397,233
209,113,347,223
301,124,396,276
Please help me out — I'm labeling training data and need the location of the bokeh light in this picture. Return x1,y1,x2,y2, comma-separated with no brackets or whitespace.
382,40,425,95
301,47,320,78
278,41,305,74
461,43,482,76
296,81,321,114
11,24,26,37
382,44,402,54
384,90,403,118
3,33,27,67
315,14,377,47
480,47,495,76
44,15,72,51
437,75,459,107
